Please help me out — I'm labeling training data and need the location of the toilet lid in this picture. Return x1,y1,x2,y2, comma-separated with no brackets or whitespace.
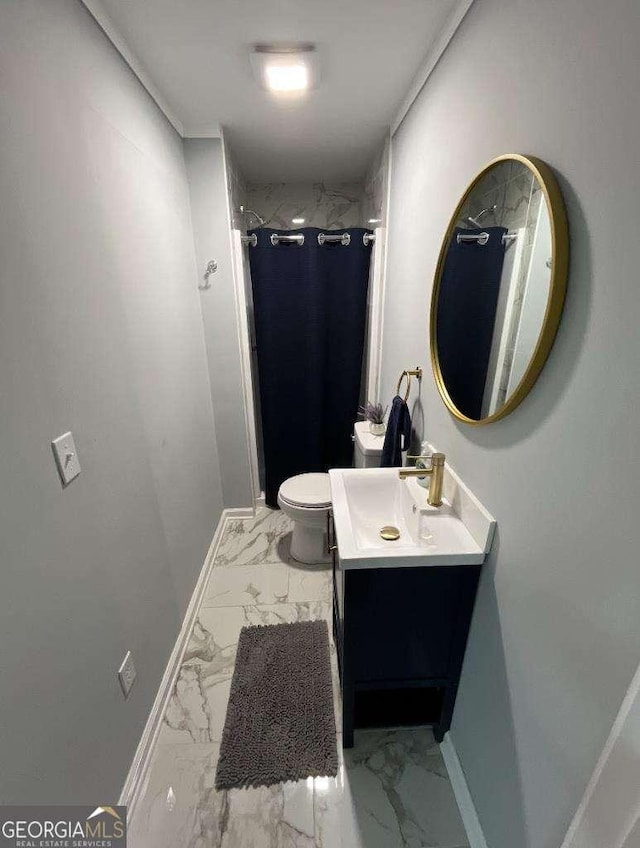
279,473,331,508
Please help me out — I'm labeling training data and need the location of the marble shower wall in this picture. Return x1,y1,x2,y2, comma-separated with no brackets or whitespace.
457,159,542,234
242,182,364,230
223,134,391,231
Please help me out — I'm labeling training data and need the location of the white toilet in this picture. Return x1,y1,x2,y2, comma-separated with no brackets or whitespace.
277,423,384,565
278,473,332,564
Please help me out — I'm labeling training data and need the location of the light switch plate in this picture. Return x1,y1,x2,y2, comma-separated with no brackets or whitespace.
52,431,81,486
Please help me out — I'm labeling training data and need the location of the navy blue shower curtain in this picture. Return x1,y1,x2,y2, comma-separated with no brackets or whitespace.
249,228,371,507
436,226,507,419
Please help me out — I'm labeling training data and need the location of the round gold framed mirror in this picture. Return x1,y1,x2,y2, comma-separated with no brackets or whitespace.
430,154,569,425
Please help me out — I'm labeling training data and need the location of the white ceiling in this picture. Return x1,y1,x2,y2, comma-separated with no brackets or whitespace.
91,0,464,182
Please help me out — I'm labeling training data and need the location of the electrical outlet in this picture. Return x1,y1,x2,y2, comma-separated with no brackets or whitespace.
118,651,136,699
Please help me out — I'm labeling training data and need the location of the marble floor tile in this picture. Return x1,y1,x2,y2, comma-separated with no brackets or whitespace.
222,780,315,848
314,729,468,848
130,509,470,848
183,602,330,666
158,602,332,745
159,666,232,744
128,742,316,848
216,508,292,567
128,743,225,848
202,563,290,607
287,564,332,603
237,600,332,627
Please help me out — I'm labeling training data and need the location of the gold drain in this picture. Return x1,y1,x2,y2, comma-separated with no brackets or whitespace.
380,525,401,541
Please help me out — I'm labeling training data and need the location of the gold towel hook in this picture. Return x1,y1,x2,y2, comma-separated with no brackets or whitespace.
396,367,423,402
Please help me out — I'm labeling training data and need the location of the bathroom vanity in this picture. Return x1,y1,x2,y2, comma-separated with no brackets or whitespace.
328,465,495,747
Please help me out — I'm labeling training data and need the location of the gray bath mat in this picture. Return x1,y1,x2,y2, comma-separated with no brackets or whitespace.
215,620,338,790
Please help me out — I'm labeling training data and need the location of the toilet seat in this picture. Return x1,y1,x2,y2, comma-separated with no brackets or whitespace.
278,473,331,508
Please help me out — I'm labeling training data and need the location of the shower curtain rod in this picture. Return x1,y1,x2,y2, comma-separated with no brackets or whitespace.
241,232,376,247
456,230,518,246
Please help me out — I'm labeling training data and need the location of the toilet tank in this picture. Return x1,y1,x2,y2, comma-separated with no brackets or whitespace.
353,421,384,468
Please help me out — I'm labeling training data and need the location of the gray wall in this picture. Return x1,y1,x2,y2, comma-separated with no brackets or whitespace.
184,139,254,509
380,1,640,846
0,0,223,802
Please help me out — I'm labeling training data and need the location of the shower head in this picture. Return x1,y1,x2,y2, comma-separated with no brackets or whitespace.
464,204,497,228
237,205,266,226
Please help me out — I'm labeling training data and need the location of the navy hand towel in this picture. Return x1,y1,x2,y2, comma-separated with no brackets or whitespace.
380,395,412,467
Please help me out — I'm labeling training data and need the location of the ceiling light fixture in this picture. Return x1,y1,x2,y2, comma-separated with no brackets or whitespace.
291,217,305,225
266,64,308,92
368,218,382,225
251,43,319,96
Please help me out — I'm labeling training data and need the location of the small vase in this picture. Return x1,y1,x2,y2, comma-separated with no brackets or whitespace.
369,421,386,436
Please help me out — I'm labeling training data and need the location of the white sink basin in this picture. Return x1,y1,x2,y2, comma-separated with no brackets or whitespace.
329,463,495,569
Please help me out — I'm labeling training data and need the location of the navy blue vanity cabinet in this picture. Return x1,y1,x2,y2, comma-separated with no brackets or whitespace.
329,511,481,747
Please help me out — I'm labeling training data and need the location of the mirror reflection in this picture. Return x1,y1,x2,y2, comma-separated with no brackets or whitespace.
433,157,559,422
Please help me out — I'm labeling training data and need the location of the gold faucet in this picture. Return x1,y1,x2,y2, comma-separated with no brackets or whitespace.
398,453,446,507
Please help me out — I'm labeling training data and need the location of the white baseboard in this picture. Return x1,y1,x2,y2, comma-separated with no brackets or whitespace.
118,507,243,815
225,506,255,518
440,733,489,848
